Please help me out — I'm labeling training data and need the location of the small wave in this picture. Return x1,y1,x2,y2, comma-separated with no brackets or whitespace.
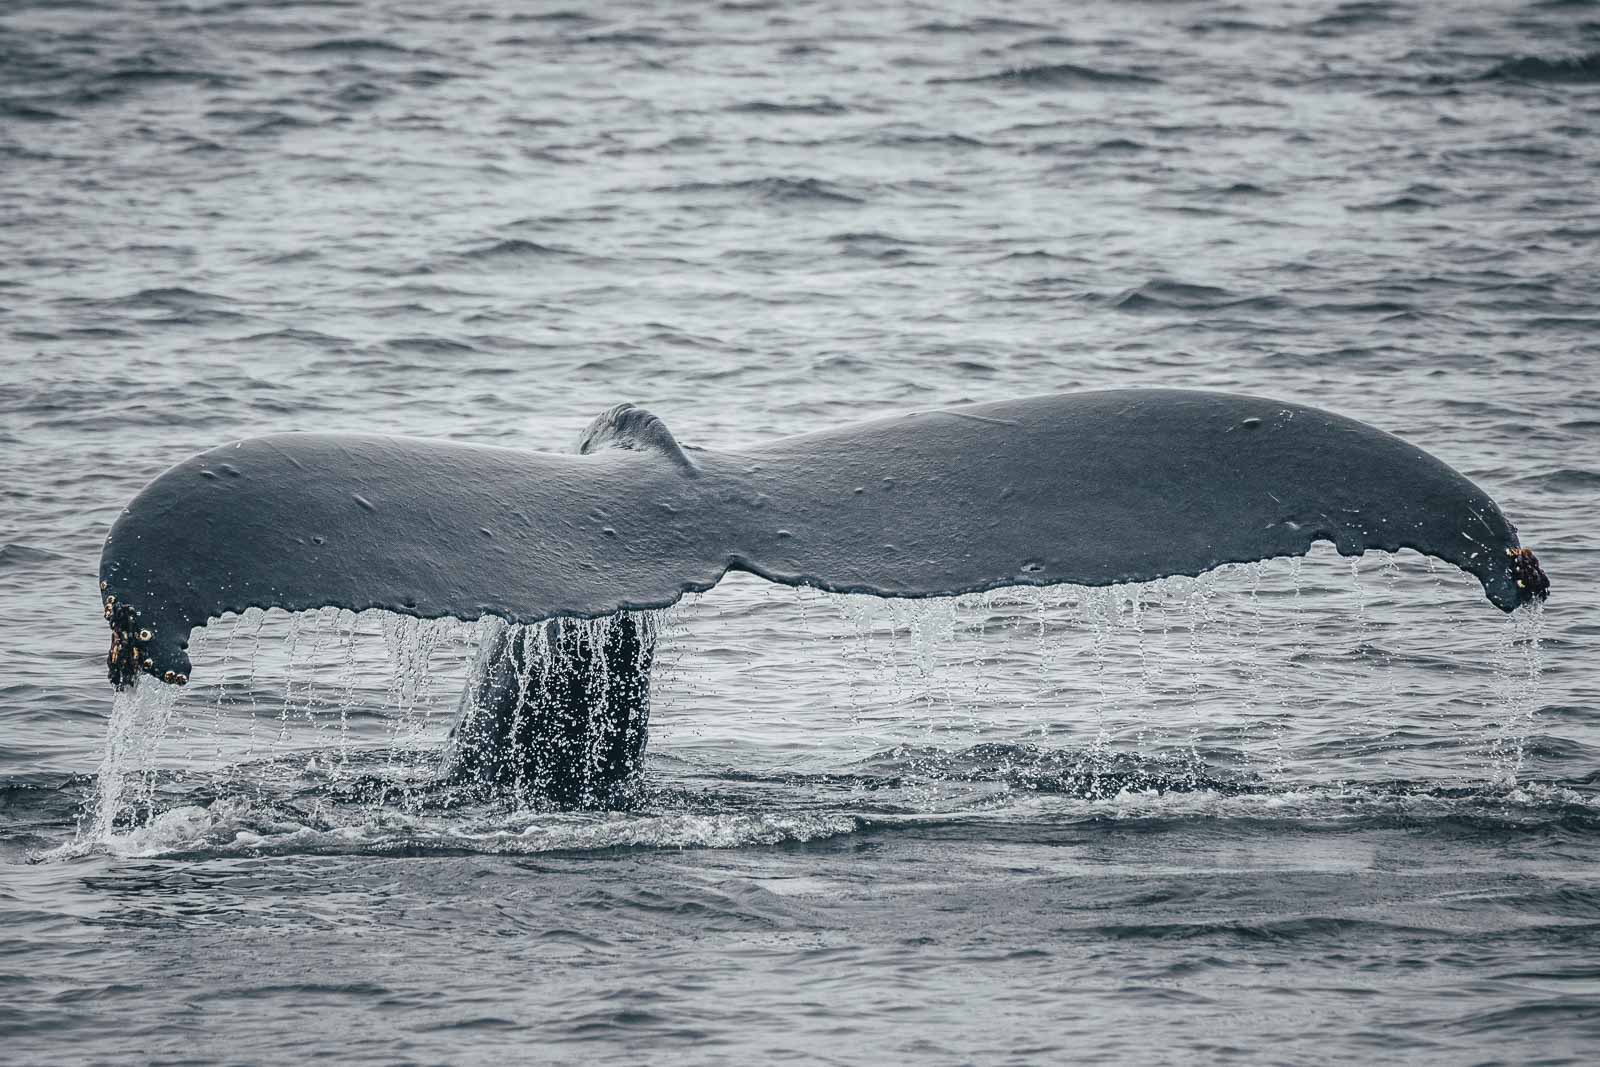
1557,418,1600,434
0,99,66,122
871,131,985,149
1219,181,1275,197
13,326,131,341
826,230,919,259
0,775,86,813
994,249,1070,263
568,32,667,47
0,543,64,569
1484,53,1600,84
914,17,1053,34
400,68,458,88
101,287,235,309
0,145,83,163
1313,298,1416,314
385,336,479,355
238,328,352,349
1255,346,1391,369
811,355,871,373
934,63,1161,89
204,107,310,130
630,133,709,154
241,114,318,136
251,249,321,266
1347,195,1435,212
103,68,235,88
1108,279,1243,312
459,238,579,261
41,84,128,109
333,81,390,107
1005,35,1080,50
1187,18,1271,34
1522,315,1600,330
1088,915,1438,944
1511,467,1600,492
1306,1,1407,31
728,99,849,116
652,176,866,205
288,38,431,56
509,9,597,23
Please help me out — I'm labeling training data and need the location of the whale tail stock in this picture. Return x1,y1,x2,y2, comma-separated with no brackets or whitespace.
442,411,665,809
442,613,656,809
97,389,1549,807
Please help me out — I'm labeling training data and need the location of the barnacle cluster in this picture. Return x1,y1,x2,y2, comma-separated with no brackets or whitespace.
1506,546,1550,602
103,584,186,689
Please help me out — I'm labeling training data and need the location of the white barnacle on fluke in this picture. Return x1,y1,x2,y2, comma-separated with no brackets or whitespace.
97,390,1550,809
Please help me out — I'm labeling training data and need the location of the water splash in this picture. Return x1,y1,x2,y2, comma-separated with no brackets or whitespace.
83,678,182,843
63,549,1555,858
1487,602,1547,786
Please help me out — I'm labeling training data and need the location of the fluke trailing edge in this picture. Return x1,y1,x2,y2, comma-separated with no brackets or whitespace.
100,389,1548,691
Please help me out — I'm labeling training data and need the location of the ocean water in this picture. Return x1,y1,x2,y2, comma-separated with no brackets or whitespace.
2,0,1598,1062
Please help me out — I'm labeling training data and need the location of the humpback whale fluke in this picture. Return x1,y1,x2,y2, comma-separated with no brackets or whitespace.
97,389,1549,806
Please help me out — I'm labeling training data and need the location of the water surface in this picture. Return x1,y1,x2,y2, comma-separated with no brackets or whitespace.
2,0,1598,1062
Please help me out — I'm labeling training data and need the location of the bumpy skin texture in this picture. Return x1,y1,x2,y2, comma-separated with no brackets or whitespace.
99,389,1546,687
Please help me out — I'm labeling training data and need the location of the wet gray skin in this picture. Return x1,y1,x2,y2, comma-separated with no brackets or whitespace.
97,389,1550,806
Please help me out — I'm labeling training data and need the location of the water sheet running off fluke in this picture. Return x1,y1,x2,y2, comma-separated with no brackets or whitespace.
100,389,1549,687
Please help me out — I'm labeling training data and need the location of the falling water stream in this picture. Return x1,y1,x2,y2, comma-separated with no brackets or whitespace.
62,549,1551,862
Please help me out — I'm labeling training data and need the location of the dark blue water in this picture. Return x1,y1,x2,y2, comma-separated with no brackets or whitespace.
2,0,1598,1062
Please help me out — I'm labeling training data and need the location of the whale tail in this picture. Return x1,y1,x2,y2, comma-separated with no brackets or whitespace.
95,389,1548,806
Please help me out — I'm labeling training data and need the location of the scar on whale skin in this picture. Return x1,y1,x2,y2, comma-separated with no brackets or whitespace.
97,389,1551,808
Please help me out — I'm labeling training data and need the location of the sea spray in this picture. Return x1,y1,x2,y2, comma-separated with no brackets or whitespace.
84,676,183,843
1487,601,1548,787
65,551,1555,858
